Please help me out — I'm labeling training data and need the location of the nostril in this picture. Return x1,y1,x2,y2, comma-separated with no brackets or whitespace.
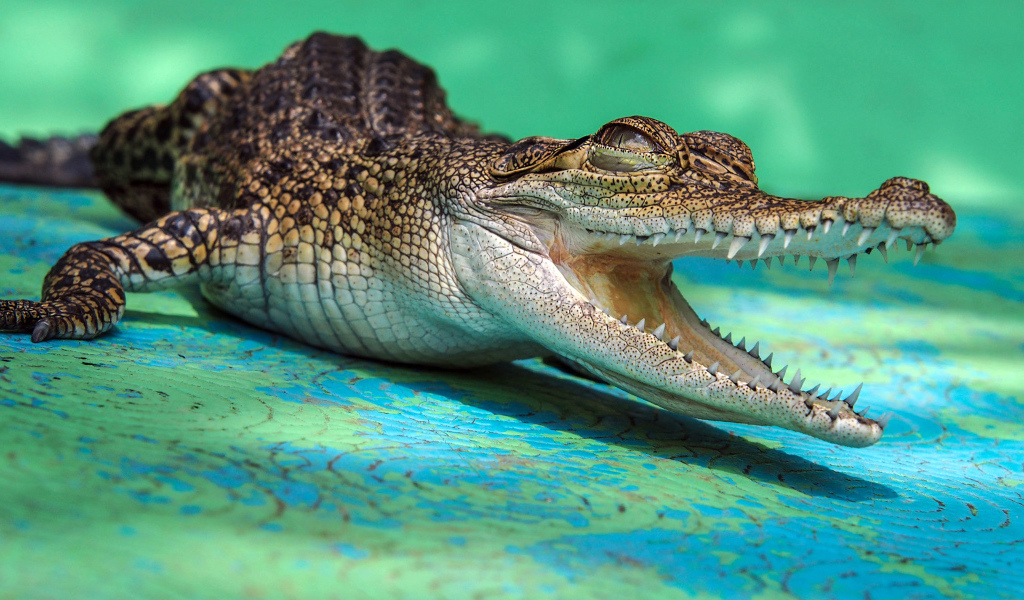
881,176,930,194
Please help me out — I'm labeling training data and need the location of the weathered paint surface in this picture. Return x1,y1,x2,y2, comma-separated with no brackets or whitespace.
1,184,1022,599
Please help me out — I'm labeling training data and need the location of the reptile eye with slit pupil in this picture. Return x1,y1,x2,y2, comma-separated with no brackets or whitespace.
597,125,658,153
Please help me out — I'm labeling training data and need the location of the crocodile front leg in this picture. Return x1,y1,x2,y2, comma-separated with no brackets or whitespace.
0,207,260,341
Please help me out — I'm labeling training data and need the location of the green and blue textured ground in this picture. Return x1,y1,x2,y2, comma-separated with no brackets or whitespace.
2,185,1021,599
1,1,1022,598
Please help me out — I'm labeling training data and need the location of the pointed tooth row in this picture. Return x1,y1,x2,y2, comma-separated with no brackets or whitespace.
589,214,939,279
607,309,878,426
720,236,931,286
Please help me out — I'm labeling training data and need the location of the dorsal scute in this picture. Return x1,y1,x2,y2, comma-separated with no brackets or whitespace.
259,32,482,141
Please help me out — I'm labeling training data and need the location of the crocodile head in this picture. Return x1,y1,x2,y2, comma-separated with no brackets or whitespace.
451,116,955,448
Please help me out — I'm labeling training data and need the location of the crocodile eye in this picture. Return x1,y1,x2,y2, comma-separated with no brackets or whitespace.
597,124,658,153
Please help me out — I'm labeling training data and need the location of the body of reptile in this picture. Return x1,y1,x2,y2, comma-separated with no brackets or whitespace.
0,33,956,447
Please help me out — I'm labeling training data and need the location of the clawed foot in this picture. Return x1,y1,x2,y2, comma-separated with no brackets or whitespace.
0,298,121,342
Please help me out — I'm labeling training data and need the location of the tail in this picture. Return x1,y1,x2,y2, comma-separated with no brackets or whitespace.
0,134,99,189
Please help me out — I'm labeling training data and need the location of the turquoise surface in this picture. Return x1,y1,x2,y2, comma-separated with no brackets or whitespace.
1,1,1022,598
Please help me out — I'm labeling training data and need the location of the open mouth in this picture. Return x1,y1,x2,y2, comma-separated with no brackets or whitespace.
512,180,956,448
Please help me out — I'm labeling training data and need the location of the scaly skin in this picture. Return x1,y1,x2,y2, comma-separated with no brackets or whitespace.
0,33,956,448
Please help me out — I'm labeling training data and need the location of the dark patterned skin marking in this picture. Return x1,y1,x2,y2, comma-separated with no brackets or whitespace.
0,32,957,447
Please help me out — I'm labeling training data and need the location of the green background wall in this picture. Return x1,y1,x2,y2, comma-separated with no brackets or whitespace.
1,0,1020,209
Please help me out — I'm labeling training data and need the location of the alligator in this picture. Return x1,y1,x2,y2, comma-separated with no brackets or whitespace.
0,32,956,448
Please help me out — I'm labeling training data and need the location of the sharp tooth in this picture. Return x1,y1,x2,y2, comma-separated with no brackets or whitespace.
817,387,832,400
858,226,875,246
847,254,857,277
914,244,926,266
877,242,888,263
602,307,612,315
805,384,820,397
707,362,720,376
619,234,632,245
777,256,785,267
713,231,727,249
842,221,851,236
886,230,898,248
768,376,782,392
652,322,665,339
650,232,666,247
906,239,913,252
694,228,706,244
828,403,842,419
843,383,863,408
877,412,893,429
730,369,742,384
723,332,733,343
620,314,629,325
783,229,795,248
674,230,684,242
788,369,803,394
858,406,871,418
763,352,773,368
748,341,760,358
822,220,833,235
700,319,709,327
727,236,750,259
636,236,644,246
712,326,721,336
668,335,680,350
827,258,839,286
806,225,816,240
736,336,746,351
750,259,757,270
748,375,762,388
808,256,817,271
763,258,771,270
830,389,844,402
793,255,801,266
605,231,617,241
775,365,788,381
635,318,646,331
683,351,693,362
758,234,774,256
